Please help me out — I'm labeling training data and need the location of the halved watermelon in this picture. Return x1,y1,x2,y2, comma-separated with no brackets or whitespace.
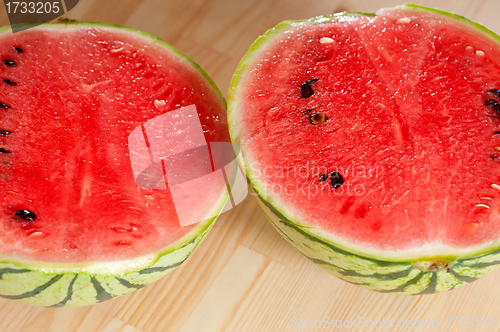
0,21,229,306
228,4,500,294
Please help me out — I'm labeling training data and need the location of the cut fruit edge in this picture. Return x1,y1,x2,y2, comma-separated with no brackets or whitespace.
0,214,216,277
0,21,230,276
227,3,500,264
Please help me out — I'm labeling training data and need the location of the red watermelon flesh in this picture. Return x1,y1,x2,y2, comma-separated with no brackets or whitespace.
0,25,228,262
233,8,500,253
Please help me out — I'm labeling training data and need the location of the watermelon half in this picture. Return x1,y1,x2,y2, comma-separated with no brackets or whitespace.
228,4,500,294
0,21,230,306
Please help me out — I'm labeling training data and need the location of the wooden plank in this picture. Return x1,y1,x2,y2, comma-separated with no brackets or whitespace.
101,318,143,332
180,246,268,332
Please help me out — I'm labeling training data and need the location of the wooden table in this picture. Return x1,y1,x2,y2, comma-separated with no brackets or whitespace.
1,0,500,331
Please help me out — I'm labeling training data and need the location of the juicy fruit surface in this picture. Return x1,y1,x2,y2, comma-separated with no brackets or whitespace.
232,8,500,253
0,26,228,262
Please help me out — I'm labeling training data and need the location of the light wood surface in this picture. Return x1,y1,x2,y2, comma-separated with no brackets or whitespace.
2,0,500,331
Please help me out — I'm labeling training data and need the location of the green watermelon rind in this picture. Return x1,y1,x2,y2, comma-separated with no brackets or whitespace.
0,21,229,306
0,223,215,307
255,193,500,294
228,4,500,293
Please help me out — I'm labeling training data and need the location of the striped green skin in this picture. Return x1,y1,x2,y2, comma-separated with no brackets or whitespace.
0,21,227,307
0,225,211,307
228,5,500,294
256,195,500,294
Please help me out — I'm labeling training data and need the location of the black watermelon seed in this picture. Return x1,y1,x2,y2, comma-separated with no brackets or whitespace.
301,78,318,98
302,109,312,114
14,47,23,53
15,210,36,221
3,60,15,67
3,79,16,86
330,171,344,189
319,174,328,182
0,148,11,154
301,83,314,98
495,131,500,135
309,113,328,125
0,102,10,109
0,129,11,135
485,99,497,106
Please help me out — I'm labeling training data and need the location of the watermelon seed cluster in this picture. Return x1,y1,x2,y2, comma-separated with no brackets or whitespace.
302,78,338,187
0,59,12,115
300,78,328,125
1,46,36,223
0,48,18,153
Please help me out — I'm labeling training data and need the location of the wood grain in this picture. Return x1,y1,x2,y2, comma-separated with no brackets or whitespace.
2,0,500,331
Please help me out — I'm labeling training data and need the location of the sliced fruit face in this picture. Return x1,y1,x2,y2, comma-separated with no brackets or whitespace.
0,21,231,306
229,4,500,261
0,22,229,265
